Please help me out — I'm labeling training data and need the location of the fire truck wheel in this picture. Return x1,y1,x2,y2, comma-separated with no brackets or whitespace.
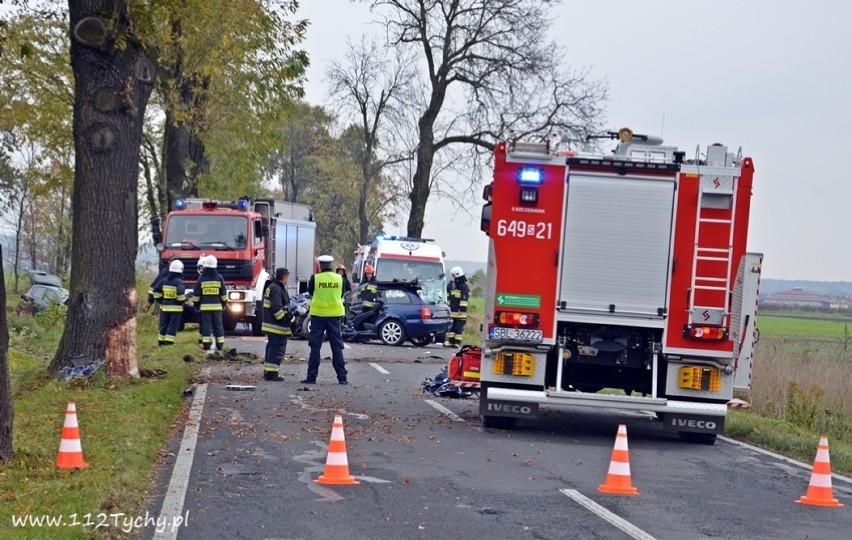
481,416,517,430
378,320,406,346
678,432,717,445
251,302,264,336
223,317,237,333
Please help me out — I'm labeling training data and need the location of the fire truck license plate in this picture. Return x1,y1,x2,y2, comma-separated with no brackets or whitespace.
489,327,543,342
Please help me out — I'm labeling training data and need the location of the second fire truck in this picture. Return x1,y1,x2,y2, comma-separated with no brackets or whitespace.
478,129,761,444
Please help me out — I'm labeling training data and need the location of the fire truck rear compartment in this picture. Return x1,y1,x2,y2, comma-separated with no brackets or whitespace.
548,322,659,396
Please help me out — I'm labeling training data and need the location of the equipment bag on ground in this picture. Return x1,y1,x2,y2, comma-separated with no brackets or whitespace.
449,345,481,382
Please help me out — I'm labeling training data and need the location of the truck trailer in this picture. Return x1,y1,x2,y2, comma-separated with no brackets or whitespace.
477,129,761,444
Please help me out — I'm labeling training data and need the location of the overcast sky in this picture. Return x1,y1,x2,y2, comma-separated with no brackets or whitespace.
297,0,851,282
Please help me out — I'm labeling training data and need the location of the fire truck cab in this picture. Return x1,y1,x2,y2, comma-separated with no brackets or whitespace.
478,129,762,444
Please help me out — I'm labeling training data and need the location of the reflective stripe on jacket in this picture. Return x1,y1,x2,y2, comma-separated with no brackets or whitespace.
262,280,292,336
192,270,227,311
357,278,379,308
448,279,470,319
154,273,186,313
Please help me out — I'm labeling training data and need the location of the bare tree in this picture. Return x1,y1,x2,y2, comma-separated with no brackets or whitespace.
50,1,157,377
326,36,413,244
364,0,608,236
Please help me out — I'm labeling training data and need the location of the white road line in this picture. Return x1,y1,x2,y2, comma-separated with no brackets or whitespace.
424,399,465,422
154,369,209,540
560,489,656,540
370,362,390,374
719,435,852,484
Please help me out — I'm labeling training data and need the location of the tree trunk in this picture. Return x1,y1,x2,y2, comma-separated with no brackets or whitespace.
165,109,191,202
406,135,436,238
406,88,444,238
358,164,370,244
0,247,14,461
50,1,156,377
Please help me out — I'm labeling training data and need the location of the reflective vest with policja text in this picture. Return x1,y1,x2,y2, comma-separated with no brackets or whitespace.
309,271,345,317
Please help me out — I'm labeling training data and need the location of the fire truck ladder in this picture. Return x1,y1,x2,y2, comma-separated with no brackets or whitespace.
688,178,737,327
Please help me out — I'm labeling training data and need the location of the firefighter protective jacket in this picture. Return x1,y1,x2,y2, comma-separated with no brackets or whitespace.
261,279,293,336
448,277,470,319
192,268,227,311
147,263,170,304
357,277,379,309
153,272,186,313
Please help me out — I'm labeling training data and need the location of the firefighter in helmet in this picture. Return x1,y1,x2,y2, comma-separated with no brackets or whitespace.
261,267,293,381
192,255,227,355
350,264,380,332
444,266,469,347
144,254,178,313
152,259,186,345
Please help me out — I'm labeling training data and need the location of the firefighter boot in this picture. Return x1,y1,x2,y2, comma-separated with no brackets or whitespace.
263,370,285,382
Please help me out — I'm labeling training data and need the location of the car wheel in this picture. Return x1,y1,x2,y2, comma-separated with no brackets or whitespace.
409,334,432,347
378,319,406,346
301,315,311,338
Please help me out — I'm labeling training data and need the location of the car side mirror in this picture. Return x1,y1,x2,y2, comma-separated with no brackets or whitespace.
21,294,29,301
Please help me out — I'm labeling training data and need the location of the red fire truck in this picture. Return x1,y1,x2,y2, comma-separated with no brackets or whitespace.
478,129,761,444
152,198,316,335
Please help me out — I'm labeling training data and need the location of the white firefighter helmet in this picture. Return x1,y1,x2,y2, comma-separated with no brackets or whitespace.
450,266,464,278
197,255,207,269
168,259,184,273
206,255,218,269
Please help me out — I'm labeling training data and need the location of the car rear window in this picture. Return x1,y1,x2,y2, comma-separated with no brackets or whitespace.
383,289,413,305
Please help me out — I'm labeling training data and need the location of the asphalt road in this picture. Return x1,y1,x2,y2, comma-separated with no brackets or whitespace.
143,333,852,540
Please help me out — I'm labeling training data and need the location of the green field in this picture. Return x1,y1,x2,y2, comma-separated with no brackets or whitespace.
757,313,852,340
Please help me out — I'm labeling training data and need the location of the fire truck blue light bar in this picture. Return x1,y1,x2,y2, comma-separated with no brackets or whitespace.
517,167,544,184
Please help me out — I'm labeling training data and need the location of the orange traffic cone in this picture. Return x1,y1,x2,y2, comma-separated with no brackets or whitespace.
796,436,843,507
598,424,638,495
315,414,359,485
57,402,89,469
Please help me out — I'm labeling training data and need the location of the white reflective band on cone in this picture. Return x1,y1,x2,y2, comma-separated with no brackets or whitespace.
325,452,349,466
607,461,632,476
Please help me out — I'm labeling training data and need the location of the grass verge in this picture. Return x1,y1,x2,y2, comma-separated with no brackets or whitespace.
1,288,198,540
726,409,852,476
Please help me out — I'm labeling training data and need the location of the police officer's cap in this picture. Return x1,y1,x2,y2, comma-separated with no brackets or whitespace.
275,267,289,279
317,255,334,264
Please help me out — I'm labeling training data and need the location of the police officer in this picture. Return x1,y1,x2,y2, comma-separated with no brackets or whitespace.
444,266,469,347
152,259,186,345
350,264,380,331
261,268,293,381
301,255,348,384
192,255,227,355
